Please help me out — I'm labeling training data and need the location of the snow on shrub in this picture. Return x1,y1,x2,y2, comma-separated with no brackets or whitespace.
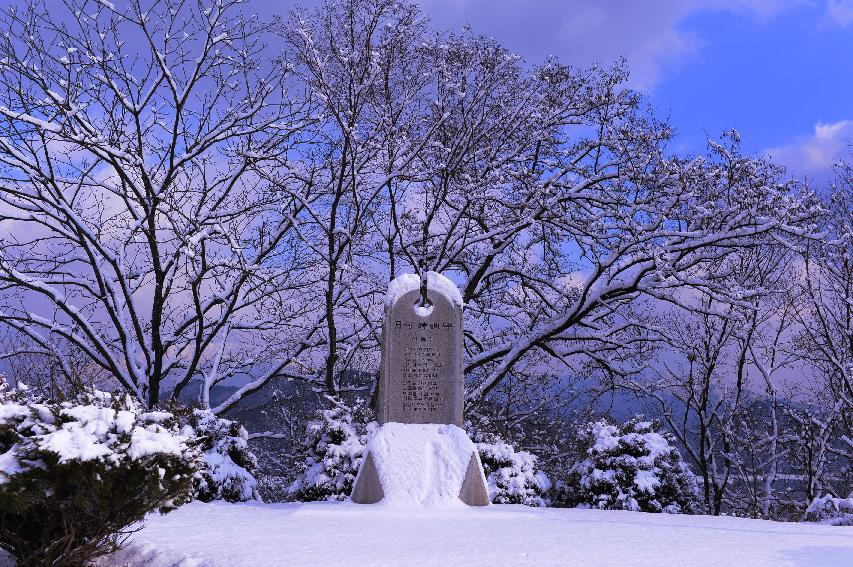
562,416,700,514
0,383,195,566
186,409,259,503
288,401,374,502
477,440,551,507
804,494,853,526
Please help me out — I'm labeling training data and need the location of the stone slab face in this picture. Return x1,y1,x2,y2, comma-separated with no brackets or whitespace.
377,287,463,426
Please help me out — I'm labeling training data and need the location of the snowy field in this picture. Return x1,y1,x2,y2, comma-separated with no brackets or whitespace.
54,501,853,566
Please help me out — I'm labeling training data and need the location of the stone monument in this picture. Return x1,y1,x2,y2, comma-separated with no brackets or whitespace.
377,273,463,426
351,272,490,506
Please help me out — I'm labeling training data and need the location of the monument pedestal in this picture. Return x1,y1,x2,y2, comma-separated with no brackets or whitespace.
351,423,490,506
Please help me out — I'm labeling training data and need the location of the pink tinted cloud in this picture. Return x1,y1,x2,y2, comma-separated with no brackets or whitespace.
417,0,798,90
765,119,853,179
827,0,853,26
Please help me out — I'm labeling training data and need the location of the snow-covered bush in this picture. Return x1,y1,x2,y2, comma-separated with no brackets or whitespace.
561,416,700,514
288,402,374,502
804,494,853,526
186,409,259,502
0,383,195,566
477,440,551,506
160,403,260,503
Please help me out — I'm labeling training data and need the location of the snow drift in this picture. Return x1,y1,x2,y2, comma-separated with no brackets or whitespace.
353,423,487,508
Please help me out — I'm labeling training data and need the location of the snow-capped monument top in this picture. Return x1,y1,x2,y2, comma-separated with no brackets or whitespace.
384,271,464,309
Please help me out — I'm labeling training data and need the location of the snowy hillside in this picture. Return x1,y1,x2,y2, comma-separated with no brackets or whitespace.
68,502,853,566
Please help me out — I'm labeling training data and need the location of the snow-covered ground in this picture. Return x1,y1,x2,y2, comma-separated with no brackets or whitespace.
3,501,850,566
55,501,853,566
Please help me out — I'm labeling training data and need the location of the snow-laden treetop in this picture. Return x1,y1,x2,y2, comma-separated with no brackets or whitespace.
385,272,464,309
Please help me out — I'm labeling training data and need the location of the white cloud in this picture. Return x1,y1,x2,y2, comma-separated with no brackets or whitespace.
765,119,853,179
827,0,853,26
417,0,800,90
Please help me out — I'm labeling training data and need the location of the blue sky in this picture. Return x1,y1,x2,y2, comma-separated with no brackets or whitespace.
656,3,853,175
271,0,853,184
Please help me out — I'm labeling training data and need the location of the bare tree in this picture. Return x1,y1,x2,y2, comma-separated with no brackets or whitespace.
621,238,808,517
271,0,433,398
790,160,853,492
0,0,821,436
625,291,741,515
785,400,850,505
281,1,818,420
726,249,802,519
0,0,316,411
0,332,112,398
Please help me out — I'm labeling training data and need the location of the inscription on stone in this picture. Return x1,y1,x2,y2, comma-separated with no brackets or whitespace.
378,284,463,426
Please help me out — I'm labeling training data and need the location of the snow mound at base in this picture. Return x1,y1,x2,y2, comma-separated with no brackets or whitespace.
363,423,479,508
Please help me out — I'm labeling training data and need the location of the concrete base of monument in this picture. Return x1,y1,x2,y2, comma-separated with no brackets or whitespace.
351,422,490,507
